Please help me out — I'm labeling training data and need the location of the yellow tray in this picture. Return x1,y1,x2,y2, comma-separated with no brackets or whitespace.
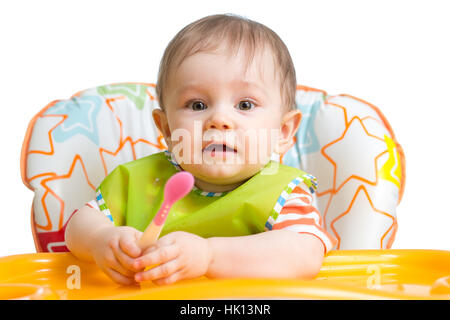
1,249,449,300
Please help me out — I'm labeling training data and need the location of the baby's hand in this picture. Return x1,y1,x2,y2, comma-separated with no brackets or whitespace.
91,226,143,285
133,231,211,285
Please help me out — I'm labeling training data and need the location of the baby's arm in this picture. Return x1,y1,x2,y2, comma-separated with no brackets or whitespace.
206,230,324,279
65,205,143,285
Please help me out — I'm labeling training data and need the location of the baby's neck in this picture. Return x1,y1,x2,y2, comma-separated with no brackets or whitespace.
194,176,249,193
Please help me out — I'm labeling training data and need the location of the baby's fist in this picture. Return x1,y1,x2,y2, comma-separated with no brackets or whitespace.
134,231,211,285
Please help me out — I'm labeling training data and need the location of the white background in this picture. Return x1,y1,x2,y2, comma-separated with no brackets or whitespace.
0,0,449,257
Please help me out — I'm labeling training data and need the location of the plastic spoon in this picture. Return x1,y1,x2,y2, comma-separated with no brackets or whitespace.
138,171,194,250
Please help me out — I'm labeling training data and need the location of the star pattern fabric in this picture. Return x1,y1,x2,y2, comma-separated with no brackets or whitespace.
322,117,388,192
23,84,166,252
330,185,396,249
45,96,102,145
97,83,151,110
295,86,404,250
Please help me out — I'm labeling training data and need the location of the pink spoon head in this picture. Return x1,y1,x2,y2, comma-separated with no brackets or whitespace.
163,171,195,205
153,172,194,226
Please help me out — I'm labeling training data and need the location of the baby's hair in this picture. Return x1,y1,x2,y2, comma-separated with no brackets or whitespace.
156,13,297,112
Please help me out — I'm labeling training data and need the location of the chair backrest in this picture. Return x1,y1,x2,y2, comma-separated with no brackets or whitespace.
21,83,405,252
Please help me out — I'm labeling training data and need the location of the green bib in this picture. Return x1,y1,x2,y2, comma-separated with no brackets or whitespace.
97,151,316,238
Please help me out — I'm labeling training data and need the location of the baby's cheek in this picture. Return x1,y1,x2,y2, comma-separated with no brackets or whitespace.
244,130,275,164
171,132,197,165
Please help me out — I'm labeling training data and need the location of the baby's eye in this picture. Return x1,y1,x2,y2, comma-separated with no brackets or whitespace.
188,101,207,111
237,100,255,111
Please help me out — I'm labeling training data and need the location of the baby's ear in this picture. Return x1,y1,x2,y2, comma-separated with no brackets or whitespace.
152,108,172,148
275,109,302,154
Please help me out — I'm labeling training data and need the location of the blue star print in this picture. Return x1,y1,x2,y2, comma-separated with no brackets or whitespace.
45,95,102,145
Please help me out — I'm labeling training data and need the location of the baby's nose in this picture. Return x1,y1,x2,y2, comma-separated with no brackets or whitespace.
205,117,233,130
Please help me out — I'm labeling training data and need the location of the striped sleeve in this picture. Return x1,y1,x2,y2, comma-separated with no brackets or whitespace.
85,190,114,223
270,182,337,254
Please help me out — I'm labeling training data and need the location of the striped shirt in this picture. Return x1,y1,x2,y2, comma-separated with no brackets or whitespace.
269,182,337,253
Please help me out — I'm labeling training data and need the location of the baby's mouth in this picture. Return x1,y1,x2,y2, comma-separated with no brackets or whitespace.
202,143,237,157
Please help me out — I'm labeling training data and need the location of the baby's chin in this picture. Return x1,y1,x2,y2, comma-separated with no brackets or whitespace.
179,162,264,186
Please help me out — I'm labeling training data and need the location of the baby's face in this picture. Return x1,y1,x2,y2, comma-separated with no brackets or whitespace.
155,45,298,191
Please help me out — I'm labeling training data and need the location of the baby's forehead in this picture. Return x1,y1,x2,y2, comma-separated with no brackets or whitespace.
175,44,280,87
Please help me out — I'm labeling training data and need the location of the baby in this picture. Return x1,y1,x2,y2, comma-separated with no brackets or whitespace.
65,13,337,286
